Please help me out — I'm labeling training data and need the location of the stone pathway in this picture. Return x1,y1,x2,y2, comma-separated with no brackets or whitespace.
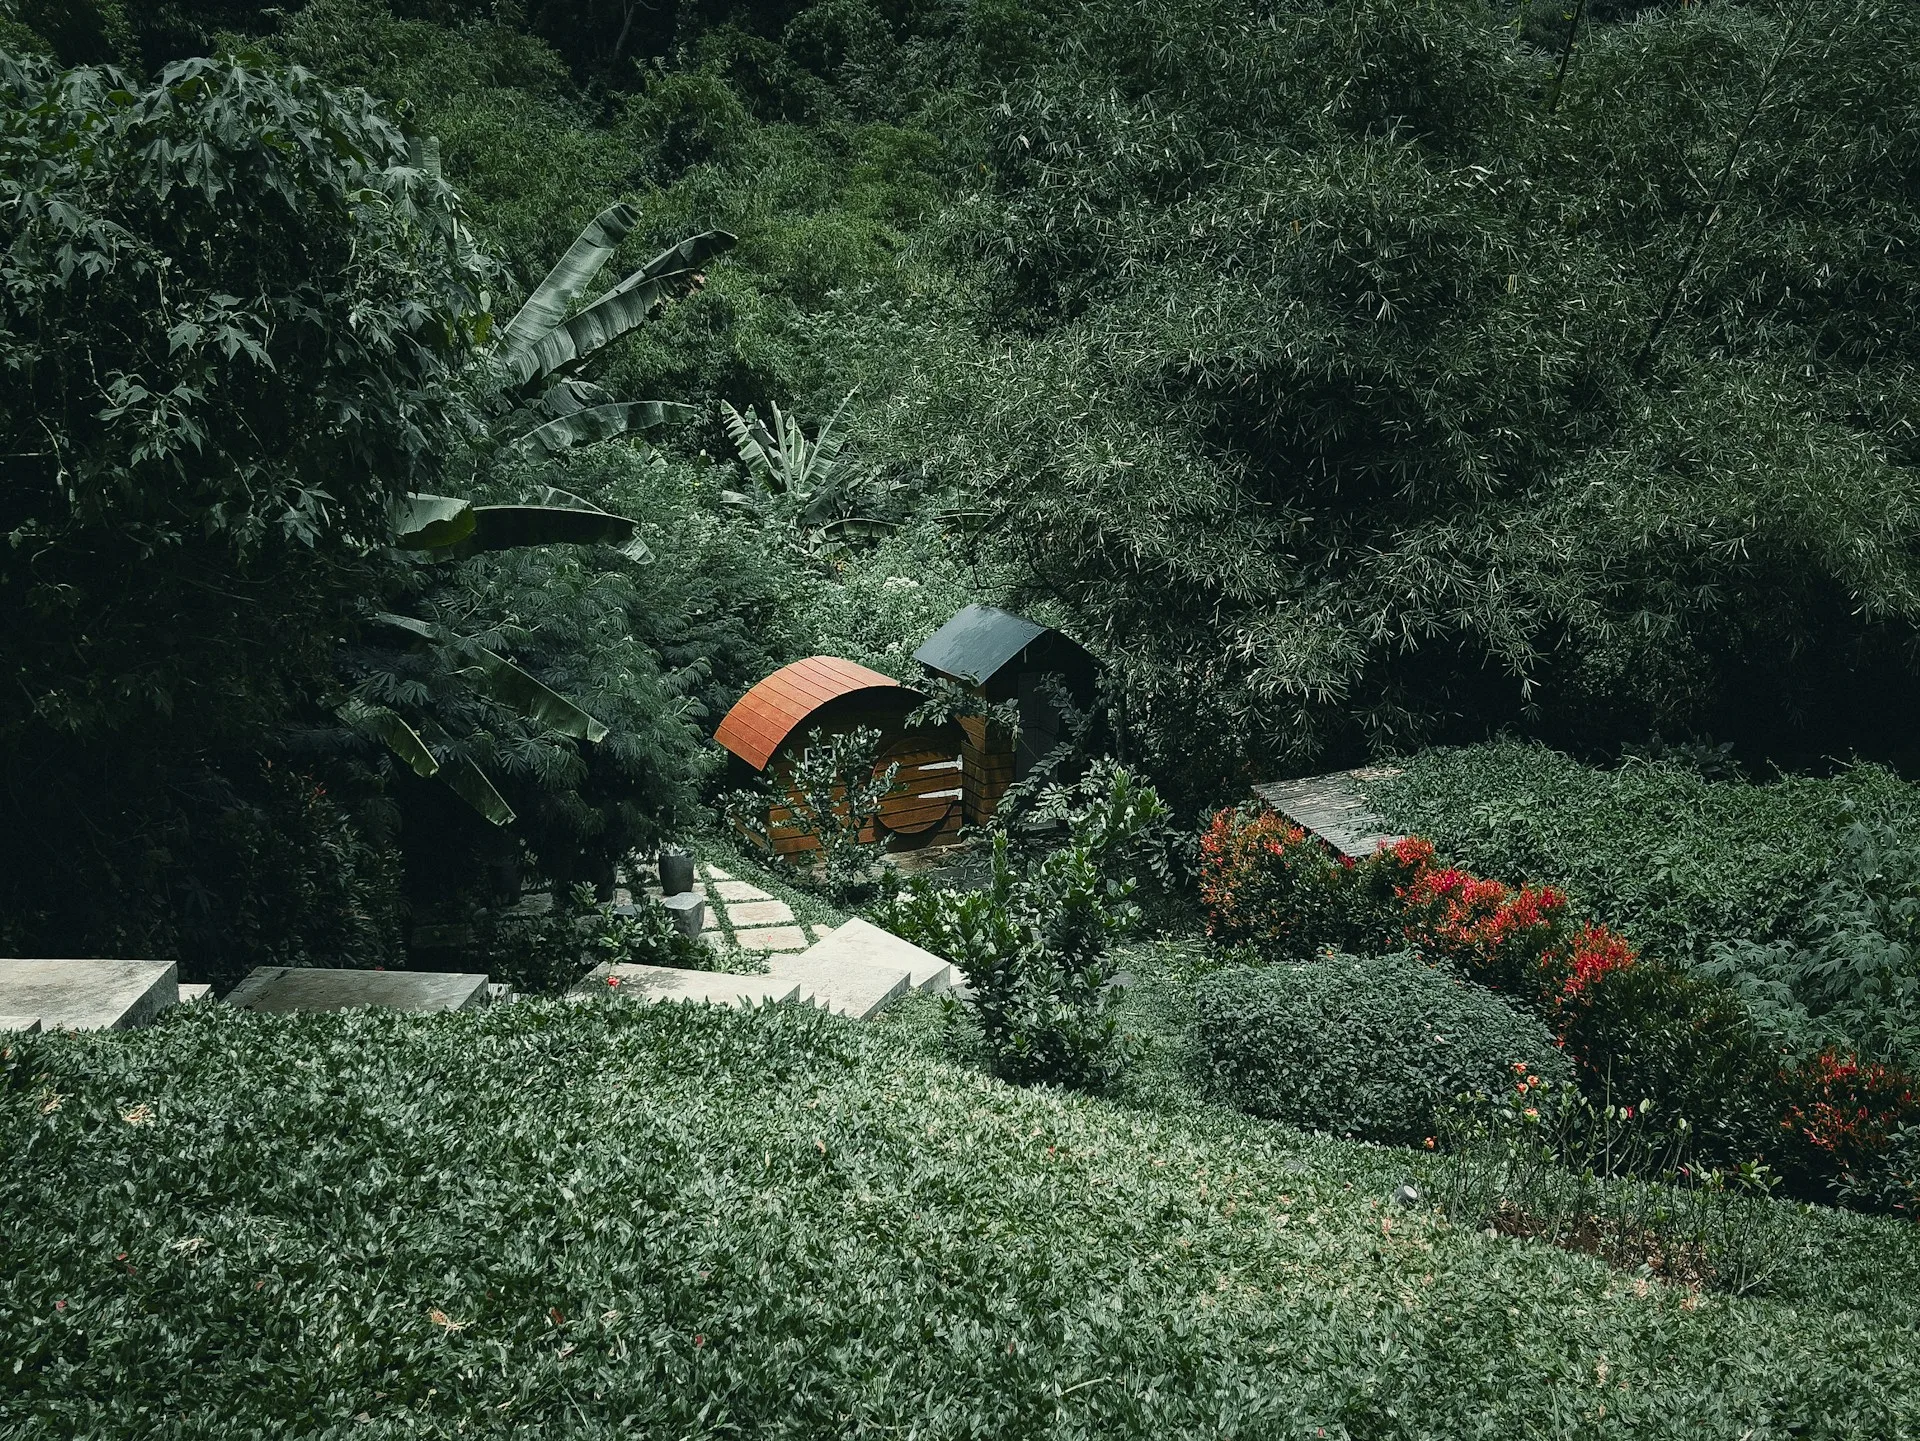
630,861,834,955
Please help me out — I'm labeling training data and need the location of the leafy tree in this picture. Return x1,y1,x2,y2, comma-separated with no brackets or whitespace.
895,0,1920,795
0,52,485,971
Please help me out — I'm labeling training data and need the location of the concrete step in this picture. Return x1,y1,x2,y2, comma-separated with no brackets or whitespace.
0,959,179,1030
804,918,957,994
0,1015,42,1033
573,962,800,1010
762,949,913,1021
179,983,213,1004
225,967,490,1015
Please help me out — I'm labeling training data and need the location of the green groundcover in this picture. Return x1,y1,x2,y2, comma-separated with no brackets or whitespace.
4,999,1918,1438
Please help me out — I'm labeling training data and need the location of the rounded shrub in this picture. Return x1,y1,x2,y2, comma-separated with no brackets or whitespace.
1194,953,1573,1145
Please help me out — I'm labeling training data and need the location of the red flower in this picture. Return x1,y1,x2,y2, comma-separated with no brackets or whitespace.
606,974,621,988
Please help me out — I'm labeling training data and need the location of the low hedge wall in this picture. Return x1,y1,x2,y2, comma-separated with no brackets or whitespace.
1195,954,1572,1146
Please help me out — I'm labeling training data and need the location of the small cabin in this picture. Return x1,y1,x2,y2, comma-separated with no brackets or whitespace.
713,656,964,855
912,605,1099,826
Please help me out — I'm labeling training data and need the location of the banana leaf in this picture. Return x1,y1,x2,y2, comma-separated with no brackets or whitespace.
497,202,639,367
468,647,610,743
452,505,639,555
335,700,440,778
371,611,441,641
392,493,475,550
508,231,736,388
441,753,516,826
514,399,689,455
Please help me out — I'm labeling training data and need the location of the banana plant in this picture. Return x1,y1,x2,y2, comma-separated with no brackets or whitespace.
358,199,734,824
719,392,901,552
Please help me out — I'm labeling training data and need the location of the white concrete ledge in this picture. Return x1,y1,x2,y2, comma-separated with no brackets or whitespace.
804,919,954,992
225,967,490,1014
572,963,800,1009
0,959,178,1030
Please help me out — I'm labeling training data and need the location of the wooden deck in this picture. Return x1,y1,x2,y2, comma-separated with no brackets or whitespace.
1250,767,1407,860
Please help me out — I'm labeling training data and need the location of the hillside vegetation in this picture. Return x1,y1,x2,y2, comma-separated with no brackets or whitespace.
6,998,1920,1438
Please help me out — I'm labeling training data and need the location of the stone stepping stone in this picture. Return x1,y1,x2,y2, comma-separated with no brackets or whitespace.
572,963,799,1009
224,967,491,1015
734,925,810,953
805,919,955,993
703,867,734,881
712,879,772,903
763,949,912,1021
0,958,179,1031
1250,768,1407,860
727,898,794,927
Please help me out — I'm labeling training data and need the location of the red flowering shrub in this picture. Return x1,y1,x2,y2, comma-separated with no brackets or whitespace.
1780,1049,1920,1210
1198,808,1394,953
1398,865,1576,1001
1195,805,1920,1211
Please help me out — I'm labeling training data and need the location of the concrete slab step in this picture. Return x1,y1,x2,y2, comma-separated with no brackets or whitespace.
225,967,490,1015
573,963,800,1010
804,919,955,993
0,1015,42,1033
179,983,213,1004
763,949,913,1021
0,959,179,1030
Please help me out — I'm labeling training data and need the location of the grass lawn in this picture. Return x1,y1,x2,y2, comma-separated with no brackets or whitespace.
6,988,1920,1438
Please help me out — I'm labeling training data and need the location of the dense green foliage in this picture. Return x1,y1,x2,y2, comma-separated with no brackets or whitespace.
878,765,1170,1087
1367,742,1920,967
1369,743,1920,1081
1195,954,1573,1146
0,51,482,975
9,999,1920,1437
935,0,1920,788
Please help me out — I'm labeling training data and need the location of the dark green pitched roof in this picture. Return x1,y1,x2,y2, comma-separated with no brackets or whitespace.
913,604,1052,684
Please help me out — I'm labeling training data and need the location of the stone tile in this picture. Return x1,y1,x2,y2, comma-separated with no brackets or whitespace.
733,925,809,953
224,967,489,1015
571,963,798,1009
713,879,771,903
703,867,733,881
726,898,794,927
0,959,179,1031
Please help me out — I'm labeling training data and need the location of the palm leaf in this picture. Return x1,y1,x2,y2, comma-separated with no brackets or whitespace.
497,202,639,366
507,230,736,388
335,700,440,778
468,647,610,743
392,493,475,550
514,399,690,455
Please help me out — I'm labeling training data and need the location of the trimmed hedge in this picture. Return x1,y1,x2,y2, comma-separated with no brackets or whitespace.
5,1000,1920,1437
1194,954,1572,1146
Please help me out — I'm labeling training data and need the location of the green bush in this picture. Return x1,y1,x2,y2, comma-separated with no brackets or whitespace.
1554,958,1788,1171
876,767,1171,1089
1193,953,1572,1147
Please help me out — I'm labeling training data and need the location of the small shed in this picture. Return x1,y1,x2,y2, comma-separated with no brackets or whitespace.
912,605,1099,826
713,656,964,855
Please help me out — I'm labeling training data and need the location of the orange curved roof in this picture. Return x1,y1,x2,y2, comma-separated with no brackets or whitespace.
714,656,919,770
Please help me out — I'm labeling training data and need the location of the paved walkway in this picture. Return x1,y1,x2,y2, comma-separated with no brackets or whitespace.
627,861,832,955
